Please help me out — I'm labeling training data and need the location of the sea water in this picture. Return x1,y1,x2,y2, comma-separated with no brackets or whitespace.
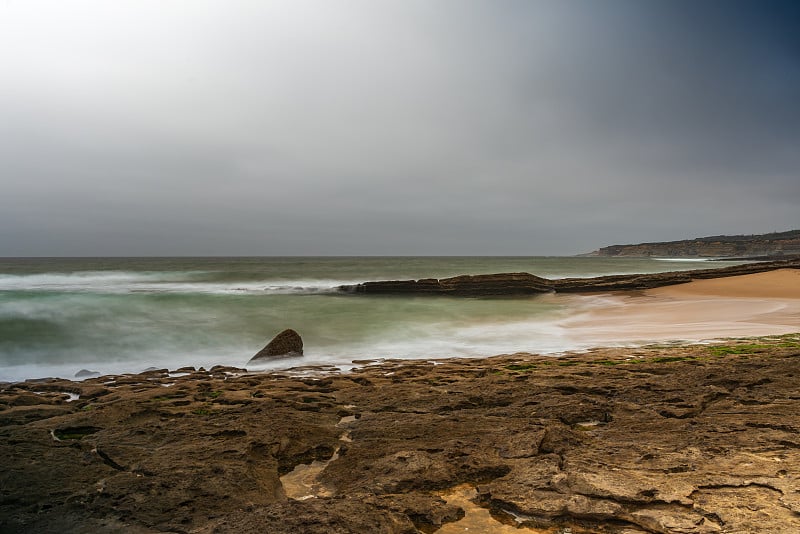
0,256,746,381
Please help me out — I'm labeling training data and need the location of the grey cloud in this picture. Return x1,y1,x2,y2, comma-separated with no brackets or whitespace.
1,0,798,256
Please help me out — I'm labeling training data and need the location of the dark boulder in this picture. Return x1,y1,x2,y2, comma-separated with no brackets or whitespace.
251,329,304,361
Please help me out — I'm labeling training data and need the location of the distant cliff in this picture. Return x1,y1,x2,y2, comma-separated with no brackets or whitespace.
589,230,800,258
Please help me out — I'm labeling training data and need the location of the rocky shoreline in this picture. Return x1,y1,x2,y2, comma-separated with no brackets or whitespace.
2,335,800,533
339,258,800,296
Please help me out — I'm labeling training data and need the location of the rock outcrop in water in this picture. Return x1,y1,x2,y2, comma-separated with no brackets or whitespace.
345,272,553,296
340,258,800,296
251,329,304,361
1,336,800,532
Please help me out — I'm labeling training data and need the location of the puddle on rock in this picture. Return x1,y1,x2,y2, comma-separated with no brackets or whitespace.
337,414,356,442
337,415,357,426
574,420,603,430
168,372,191,378
34,391,80,402
280,448,339,500
438,485,591,534
281,411,359,500
437,485,529,534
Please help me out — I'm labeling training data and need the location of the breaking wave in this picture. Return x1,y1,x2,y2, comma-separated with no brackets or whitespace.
0,271,353,295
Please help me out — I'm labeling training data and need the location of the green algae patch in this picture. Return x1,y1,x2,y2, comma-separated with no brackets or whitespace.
650,356,696,363
707,334,800,357
500,333,800,373
708,344,772,356
595,360,624,366
505,363,538,372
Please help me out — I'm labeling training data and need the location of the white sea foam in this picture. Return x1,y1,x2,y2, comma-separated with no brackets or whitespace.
0,272,356,295
0,346,252,383
0,271,174,290
124,280,353,295
651,258,711,262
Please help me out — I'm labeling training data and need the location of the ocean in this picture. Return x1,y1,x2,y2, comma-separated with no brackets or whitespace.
0,256,746,382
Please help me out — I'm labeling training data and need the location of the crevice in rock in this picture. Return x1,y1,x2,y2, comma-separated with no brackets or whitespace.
482,494,664,534
52,426,102,441
744,378,773,389
206,429,247,438
745,422,797,432
388,464,513,494
700,510,725,527
692,481,783,494
659,390,729,419
93,447,127,471
398,499,465,534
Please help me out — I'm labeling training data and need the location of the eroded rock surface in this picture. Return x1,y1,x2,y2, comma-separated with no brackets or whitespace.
1,335,800,533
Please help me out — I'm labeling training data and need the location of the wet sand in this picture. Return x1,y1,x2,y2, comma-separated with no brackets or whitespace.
649,267,800,298
562,269,800,345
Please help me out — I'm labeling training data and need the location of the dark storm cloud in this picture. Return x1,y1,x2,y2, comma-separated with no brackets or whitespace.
1,0,798,256
551,1,800,171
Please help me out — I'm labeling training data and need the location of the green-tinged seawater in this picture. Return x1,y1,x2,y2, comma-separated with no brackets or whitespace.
0,256,746,381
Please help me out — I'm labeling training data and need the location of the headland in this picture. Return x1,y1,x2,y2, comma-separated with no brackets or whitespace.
586,229,800,259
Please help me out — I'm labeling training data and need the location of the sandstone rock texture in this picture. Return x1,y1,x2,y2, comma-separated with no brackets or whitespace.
341,258,800,295
250,329,304,361
2,335,800,533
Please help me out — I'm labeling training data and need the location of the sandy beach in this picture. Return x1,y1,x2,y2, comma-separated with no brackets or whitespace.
650,268,800,298
562,269,800,345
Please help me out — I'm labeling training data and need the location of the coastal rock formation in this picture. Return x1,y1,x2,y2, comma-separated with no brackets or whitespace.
1,335,799,533
251,329,304,360
588,229,800,258
345,272,553,296
341,258,800,296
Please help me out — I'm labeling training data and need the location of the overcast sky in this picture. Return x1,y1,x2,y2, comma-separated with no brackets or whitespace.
1,0,798,256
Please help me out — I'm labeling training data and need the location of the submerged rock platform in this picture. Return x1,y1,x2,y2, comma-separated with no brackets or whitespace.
339,258,800,296
2,335,800,533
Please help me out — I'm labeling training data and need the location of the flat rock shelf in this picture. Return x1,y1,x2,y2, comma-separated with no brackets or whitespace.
1,334,800,533
339,258,800,296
